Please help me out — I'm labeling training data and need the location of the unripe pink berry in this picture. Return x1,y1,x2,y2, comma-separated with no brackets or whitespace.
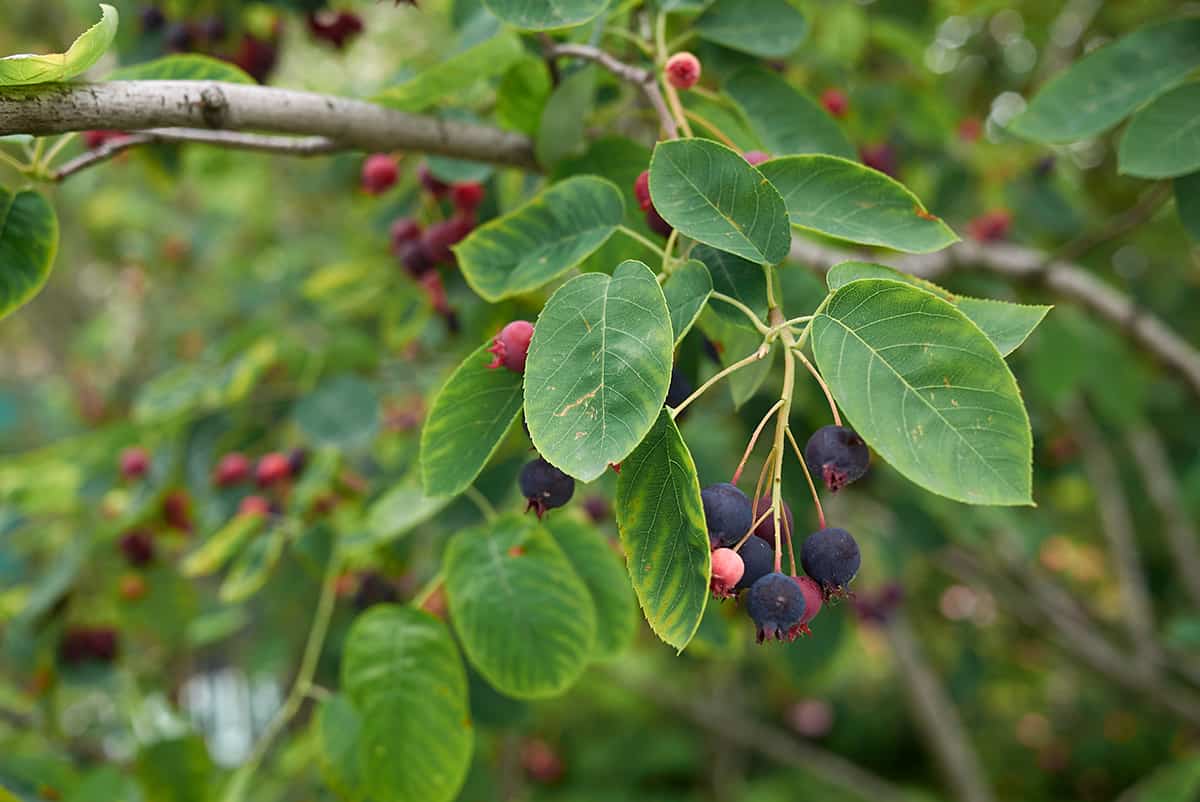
820,88,848,118
239,495,272,518
743,150,770,166
633,170,651,211
486,320,534,373
788,575,823,638
710,547,745,599
214,453,251,487
664,52,701,90
256,452,291,487
120,447,151,480
361,154,398,195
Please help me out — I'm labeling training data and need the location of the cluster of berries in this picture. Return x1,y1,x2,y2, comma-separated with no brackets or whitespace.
58,627,119,666
703,425,870,643
138,5,281,83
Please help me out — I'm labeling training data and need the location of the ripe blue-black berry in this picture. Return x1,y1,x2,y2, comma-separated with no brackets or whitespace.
666,369,694,420
287,447,309,477
747,572,805,643
701,483,752,548
752,496,793,543
520,458,574,518
800,527,860,596
734,535,774,591
804,425,869,492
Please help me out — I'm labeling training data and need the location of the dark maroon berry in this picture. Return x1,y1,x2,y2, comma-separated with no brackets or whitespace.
119,530,155,567
232,35,279,84
164,22,194,52
860,142,897,178
199,16,227,42
733,535,774,591
800,527,860,596
486,321,534,373
120,446,151,480
306,10,364,49
423,215,474,263
140,6,166,32
747,572,805,643
353,572,399,610
752,496,793,543
520,457,574,518
700,483,752,548
390,217,422,252
789,575,823,638
287,448,309,477
710,547,744,599
163,490,193,533
451,182,485,212
582,496,610,523
398,239,436,278
59,627,119,665
646,205,673,237
852,582,903,625
804,425,869,492
418,164,450,198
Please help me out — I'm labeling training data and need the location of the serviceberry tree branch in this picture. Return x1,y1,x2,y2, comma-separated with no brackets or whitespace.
789,237,1200,403
545,43,679,139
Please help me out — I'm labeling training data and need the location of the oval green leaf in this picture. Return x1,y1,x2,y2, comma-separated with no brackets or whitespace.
694,244,768,331
361,475,452,547
1177,171,1200,241
724,68,855,160
1118,82,1200,179
314,695,369,802
218,527,285,603
0,4,118,86
341,606,472,802
107,53,253,83
444,515,597,698
525,260,674,481
759,155,957,253
694,0,807,58
543,516,638,659
455,176,624,301
810,278,1033,506
483,0,608,30
1009,18,1200,144
663,259,712,344
374,31,524,112
616,409,710,651
294,374,379,450
650,139,791,264
0,187,58,321
421,340,526,496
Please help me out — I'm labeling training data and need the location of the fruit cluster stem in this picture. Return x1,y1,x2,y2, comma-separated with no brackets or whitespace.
769,306,796,575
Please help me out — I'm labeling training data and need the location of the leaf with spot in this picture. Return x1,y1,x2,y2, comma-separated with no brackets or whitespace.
649,139,791,264
1118,82,1200,179
810,278,1033,505
663,259,712,344
0,4,118,85
0,187,58,322
759,155,957,253
524,260,674,481
616,409,710,651
724,67,855,160
421,340,525,496
455,176,624,301
444,515,597,698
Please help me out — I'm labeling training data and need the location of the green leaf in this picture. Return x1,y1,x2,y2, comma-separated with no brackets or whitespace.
135,737,214,802
342,606,472,802
1118,82,1200,179
0,187,58,322
181,513,263,577
315,695,369,802
543,516,638,659
697,310,773,407
496,57,552,135
826,262,1050,356
1123,758,1200,802
106,53,253,82
1176,171,1200,241
724,68,855,160
362,476,453,546
810,278,1033,505
456,176,624,302
0,4,118,86
294,374,379,450
616,409,710,651
663,259,712,344
694,0,806,58
524,260,674,481
535,66,595,168
694,244,767,330
421,341,525,496
374,31,525,111
759,155,957,253
444,515,597,698
218,527,285,603
1010,18,1200,144
484,0,608,30
649,139,791,264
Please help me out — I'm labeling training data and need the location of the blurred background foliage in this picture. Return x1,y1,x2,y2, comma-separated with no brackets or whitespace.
2,1,1200,801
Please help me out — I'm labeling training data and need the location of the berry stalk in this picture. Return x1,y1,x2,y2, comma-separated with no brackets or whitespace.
786,427,827,530
768,308,796,574
731,399,783,485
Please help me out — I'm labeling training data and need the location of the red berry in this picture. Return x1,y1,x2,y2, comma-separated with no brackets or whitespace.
423,215,475,264
710,548,745,599
214,453,251,487
361,154,398,195
83,130,125,150
239,495,272,518
743,150,770,166
664,51,701,90
418,164,450,198
633,170,652,212
521,738,565,784
306,10,364,49
820,88,848,118
419,271,452,315
120,447,151,480
256,452,291,487
163,490,193,533
451,182,485,213
646,205,673,238
119,530,155,567
957,117,983,143
787,575,823,638
486,320,535,373
859,142,898,178
967,209,1012,243
390,218,422,253
231,34,278,84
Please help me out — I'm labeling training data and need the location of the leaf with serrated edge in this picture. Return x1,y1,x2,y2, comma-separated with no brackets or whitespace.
759,155,957,254
455,176,624,301
444,515,597,698
663,259,713,344
617,409,711,651
525,260,674,481
811,278,1032,505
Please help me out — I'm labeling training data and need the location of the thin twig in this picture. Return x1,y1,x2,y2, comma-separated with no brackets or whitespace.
785,427,826,530
670,345,769,418
684,110,735,148
792,346,841,427
616,224,666,259
546,43,678,138
730,399,783,485
709,292,770,334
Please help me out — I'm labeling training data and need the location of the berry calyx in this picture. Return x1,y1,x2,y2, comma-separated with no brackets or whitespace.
486,320,534,373
361,154,398,195
256,452,291,487
804,425,869,492
120,447,151,480
119,530,155,567
239,495,272,518
390,217,422,252
752,496,793,543
700,483,753,548
733,535,774,591
214,453,251,487
633,170,652,211
967,209,1012,243
664,52,701,90
789,575,824,638
519,457,575,518
451,182,485,213
645,205,673,238
800,527,861,597
710,548,745,599
743,150,770,166
747,572,806,643
820,88,848,118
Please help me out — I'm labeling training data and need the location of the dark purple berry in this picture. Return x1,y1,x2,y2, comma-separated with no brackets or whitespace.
353,572,399,610
700,483,752,548
733,535,774,591
583,496,610,523
804,425,869,492
752,496,793,543
646,206,673,237
164,22,194,52
520,458,574,518
800,527,860,596
287,447,309,477
398,239,436,278
747,572,805,643
199,16,227,42
59,627,119,665
119,530,155,567
665,369,693,409
140,6,166,32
